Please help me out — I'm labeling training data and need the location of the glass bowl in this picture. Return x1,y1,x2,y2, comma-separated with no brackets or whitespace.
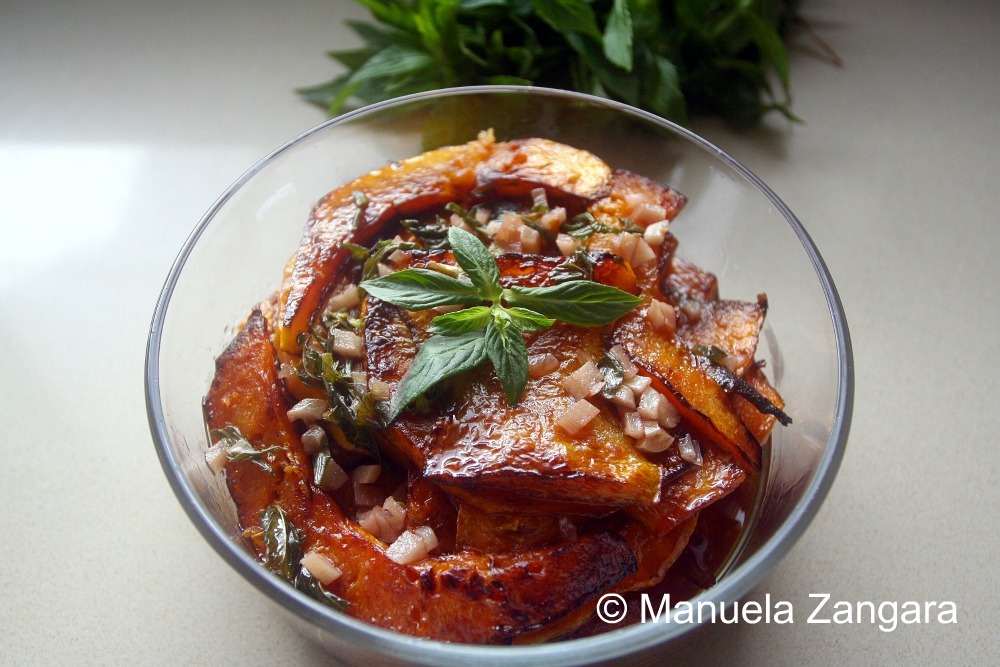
146,86,852,665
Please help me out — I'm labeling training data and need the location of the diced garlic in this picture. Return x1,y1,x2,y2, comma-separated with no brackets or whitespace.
647,299,677,333
642,419,662,439
678,434,704,466
287,398,329,423
300,424,327,455
608,344,638,380
630,237,657,266
622,411,645,439
643,221,670,247
331,329,364,358
608,384,636,409
625,374,652,394
630,202,667,226
540,207,567,234
205,443,227,473
556,399,600,436
414,526,439,552
638,387,666,421
680,300,702,323
615,233,638,263
385,528,437,565
300,550,342,585
520,225,542,254
561,360,605,399
314,451,349,492
382,497,408,536
658,398,680,429
368,379,391,401
530,187,548,210
638,430,675,454
528,353,559,378
326,284,361,312
556,233,578,256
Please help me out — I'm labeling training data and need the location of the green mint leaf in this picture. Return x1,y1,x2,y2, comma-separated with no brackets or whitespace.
261,505,301,581
350,190,368,229
391,331,488,418
301,0,799,129
550,249,597,283
260,505,348,611
531,0,603,41
447,226,502,301
603,0,634,71
504,281,642,326
560,212,618,239
211,426,280,473
343,241,371,262
485,315,529,406
358,240,418,283
505,307,555,332
744,12,791,95
360,268,483,310
597,349,625,399
400,216,450,249
427,306,492,335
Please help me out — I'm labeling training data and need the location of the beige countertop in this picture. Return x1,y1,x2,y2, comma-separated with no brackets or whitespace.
2,0,997,663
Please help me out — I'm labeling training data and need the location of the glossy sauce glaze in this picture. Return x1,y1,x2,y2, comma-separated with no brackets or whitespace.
568,473,760,637
205,134,788,643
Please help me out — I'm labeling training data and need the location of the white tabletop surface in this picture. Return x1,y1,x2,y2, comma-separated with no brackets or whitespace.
2,0,998,664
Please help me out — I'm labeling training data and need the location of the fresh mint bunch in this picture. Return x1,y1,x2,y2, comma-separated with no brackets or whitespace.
298,0,802,128
360,226,642,418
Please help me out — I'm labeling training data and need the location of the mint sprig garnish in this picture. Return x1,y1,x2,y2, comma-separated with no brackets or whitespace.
361,226,642,418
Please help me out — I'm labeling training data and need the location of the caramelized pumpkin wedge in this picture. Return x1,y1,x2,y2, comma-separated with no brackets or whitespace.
363,250,660,505
204,309,313,532
625,448,746,533
589,168,687,227
205,308,638,644
614,516,698,592
732,361,785,445
455,502,563,552
677,294,768,377
368,296,662,505
613,303,763,471
513,516,696,644
474,137,612,206
275,133,495,352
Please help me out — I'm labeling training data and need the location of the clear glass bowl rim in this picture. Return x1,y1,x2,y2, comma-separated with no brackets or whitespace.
145,85,853,666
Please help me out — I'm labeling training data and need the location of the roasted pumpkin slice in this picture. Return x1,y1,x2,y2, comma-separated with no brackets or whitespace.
513,515,696,644
665,257,719,301
434,332,660,505
455,501,563,552
732,361,785,444
677,294,768,377
589,168,687,227
275,133,495,352
443,485,619,518
204,309,314,531
362,249,660,505
625,448,746,533
613,304,763,471
474,138,612,206
205,307,638,644
367,297,662,505
614,515,697,592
